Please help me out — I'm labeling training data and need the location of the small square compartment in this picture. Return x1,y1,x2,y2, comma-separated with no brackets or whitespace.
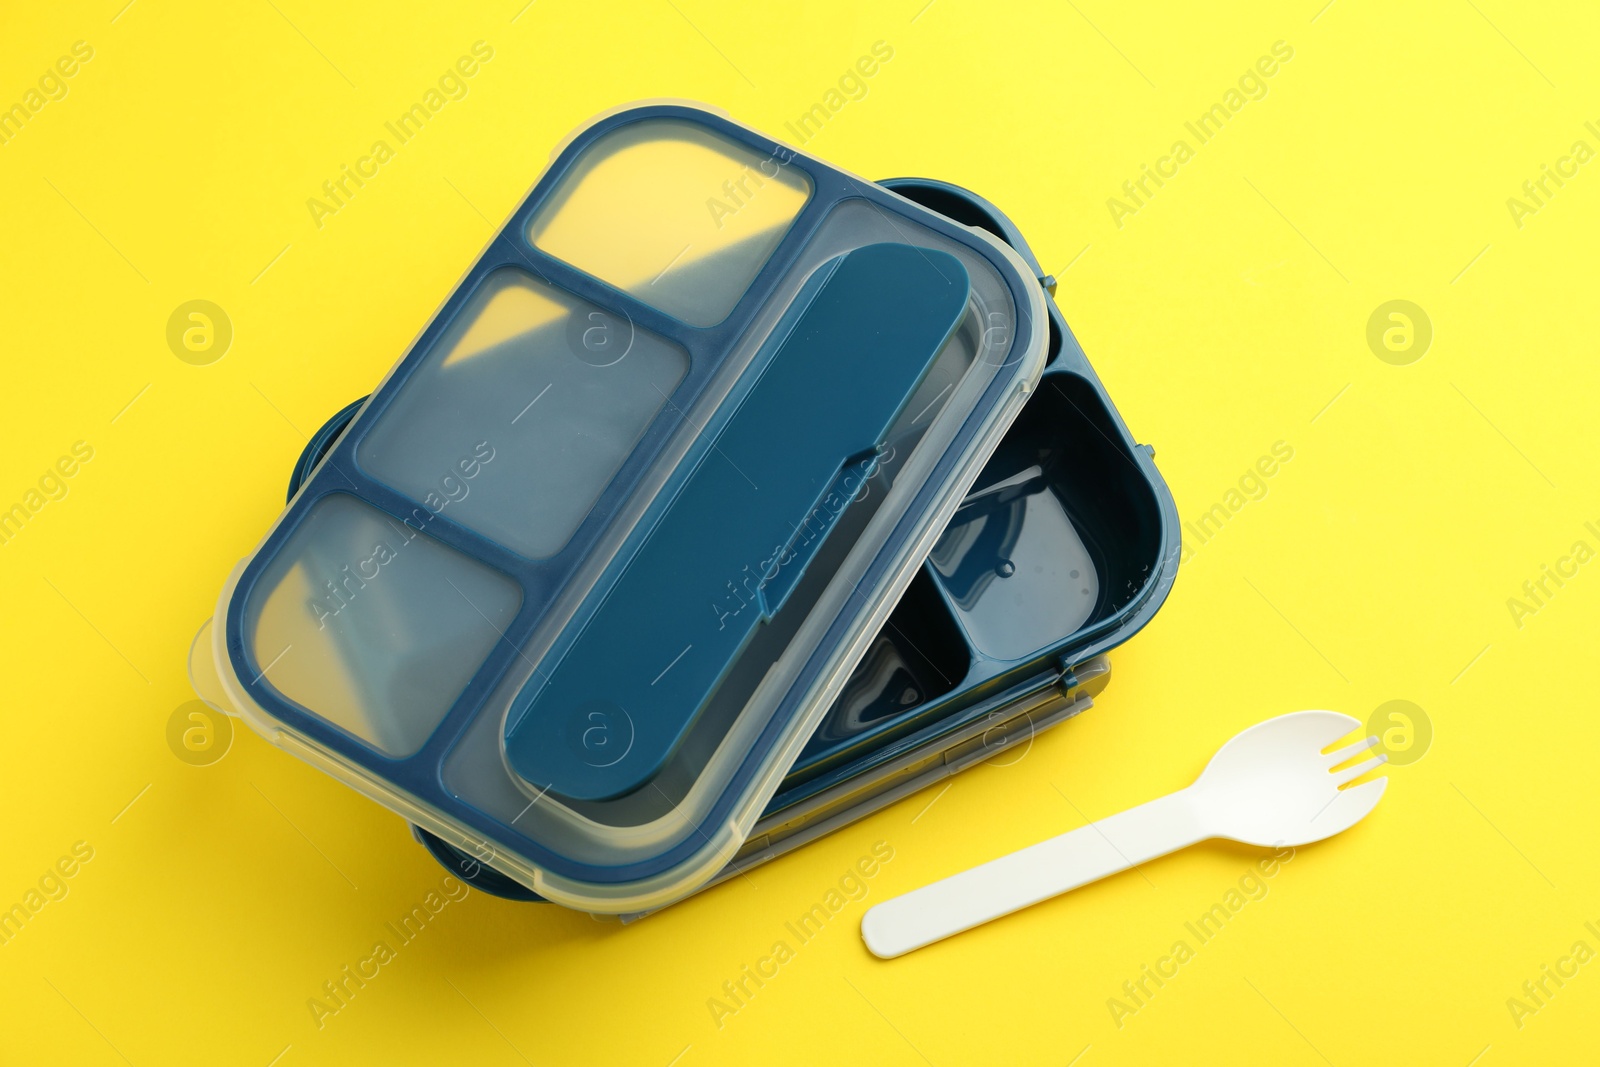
789,569,972,783
927,371,1164,661
358,267,689,560
527,118,812,326
243,493,522,756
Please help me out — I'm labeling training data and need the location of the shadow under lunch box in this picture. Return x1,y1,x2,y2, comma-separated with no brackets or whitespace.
190,104,1179,914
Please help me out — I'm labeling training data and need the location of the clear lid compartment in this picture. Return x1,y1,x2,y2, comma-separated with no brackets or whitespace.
526,118,812,327
242,493,521,756
359,269,691,559
204,104,1047,911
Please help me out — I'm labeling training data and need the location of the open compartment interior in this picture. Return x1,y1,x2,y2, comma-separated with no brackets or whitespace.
784,366,1166,784
927,370,1163,660
788,569,972,782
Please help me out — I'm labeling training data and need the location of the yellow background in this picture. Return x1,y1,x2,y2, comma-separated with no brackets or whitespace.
3,0,1597,1063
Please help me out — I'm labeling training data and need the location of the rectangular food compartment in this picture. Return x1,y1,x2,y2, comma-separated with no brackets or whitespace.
243,493,523,757
788,570,972,785
526,116,813,327
358,267,691,561
926,370,1166,661
773,362,1168,801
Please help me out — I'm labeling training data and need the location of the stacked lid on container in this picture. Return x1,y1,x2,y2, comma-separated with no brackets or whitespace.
191,102,1048,912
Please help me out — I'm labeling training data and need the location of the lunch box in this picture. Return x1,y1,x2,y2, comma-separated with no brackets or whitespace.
190,104,1179,913
256,170,1180,908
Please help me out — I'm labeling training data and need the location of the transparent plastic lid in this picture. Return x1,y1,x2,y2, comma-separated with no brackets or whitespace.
197,103,1047,911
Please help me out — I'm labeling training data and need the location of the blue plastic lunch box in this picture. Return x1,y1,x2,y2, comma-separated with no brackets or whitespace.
273,174,1180,906
191,104,1177,912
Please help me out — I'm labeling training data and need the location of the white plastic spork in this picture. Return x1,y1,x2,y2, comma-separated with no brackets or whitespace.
861,710,1388,958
